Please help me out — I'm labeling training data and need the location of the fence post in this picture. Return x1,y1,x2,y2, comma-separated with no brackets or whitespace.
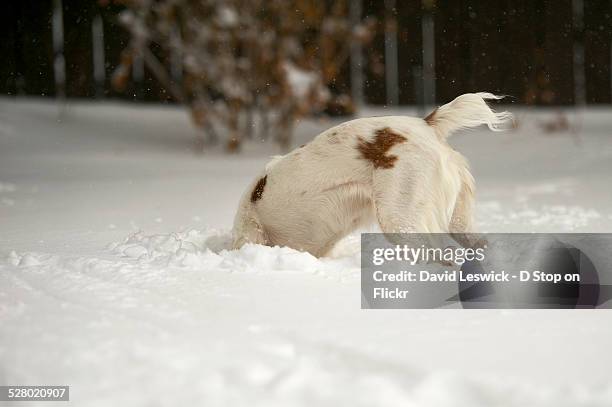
92,13,105,98
52,0,65,100
132,51,144,100
422,0,436,108
573,0,586,105
350,0,364,108
384,0,399,106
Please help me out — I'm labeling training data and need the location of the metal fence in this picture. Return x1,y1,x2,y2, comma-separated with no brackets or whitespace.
1,0,611,105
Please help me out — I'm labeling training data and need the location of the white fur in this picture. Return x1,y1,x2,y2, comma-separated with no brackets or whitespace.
232,93,513,257
429,92,514,138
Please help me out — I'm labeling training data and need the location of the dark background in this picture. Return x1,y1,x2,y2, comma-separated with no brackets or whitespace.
1,0,611,105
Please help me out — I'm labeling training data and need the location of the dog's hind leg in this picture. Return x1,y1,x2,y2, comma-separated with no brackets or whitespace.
371,147,444,234
449,174,475,234
232,215,267,249
449,175,485,249
232,197,268,250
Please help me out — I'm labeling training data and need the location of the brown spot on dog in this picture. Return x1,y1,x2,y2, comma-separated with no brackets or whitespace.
424,109,437,126
357,127,407,169
250,175,267,203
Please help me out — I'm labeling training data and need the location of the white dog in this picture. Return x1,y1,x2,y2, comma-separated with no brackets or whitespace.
232,93,512,257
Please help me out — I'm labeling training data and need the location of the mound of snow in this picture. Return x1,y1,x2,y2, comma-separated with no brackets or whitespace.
108,229,361,277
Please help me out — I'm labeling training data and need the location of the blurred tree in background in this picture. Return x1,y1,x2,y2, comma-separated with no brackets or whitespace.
109,0,375,151
2,0,611,152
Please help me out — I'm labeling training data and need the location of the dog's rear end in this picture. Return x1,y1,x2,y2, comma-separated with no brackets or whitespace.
415,93,512,243
232,93,513,256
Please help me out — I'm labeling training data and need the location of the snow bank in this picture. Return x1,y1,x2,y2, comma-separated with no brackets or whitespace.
108,228,361,277
3,228,612,406
2,98,612,406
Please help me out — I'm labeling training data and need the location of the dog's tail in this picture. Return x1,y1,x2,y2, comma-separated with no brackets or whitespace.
424,92,513,139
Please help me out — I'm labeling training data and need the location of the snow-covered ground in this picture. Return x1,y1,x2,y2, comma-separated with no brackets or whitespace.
1,97,612,406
